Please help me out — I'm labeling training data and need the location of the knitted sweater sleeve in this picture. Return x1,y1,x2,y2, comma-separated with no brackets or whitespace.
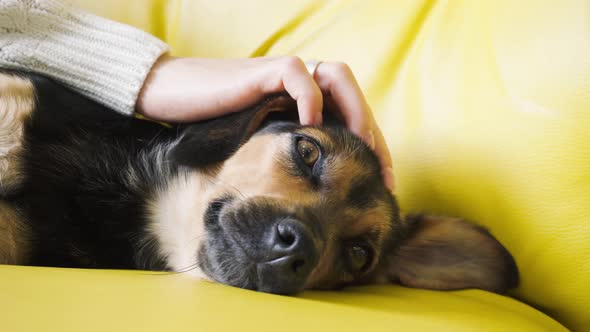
0,0,169,115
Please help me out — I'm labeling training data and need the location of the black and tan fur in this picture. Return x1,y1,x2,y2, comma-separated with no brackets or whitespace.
0,70,518,294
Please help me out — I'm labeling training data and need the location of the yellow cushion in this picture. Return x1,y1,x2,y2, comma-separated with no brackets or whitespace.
35,0,590,331
0,265,567,332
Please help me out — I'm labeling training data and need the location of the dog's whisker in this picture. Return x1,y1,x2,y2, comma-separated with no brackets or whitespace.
339,140,364,164
188,234,206,247
201,173,247,202
173,263,200,274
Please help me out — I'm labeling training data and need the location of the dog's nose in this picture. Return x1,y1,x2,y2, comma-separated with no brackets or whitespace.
257,218,319,294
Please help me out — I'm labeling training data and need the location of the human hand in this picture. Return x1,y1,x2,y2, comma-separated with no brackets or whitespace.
136,55,394,191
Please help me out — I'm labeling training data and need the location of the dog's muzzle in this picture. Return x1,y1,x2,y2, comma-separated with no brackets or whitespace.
202,197,321,294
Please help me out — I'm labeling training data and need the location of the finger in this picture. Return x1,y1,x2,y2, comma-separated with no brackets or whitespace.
313,62,373,146
262,56,323,125
314,61,394,190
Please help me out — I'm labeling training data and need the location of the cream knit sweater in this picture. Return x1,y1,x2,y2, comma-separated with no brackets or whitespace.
0,0,169,115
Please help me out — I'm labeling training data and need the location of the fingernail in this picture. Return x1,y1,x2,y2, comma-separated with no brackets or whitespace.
315,112,323,125
366,131,375,149
300,112,313,126
383,167,395,192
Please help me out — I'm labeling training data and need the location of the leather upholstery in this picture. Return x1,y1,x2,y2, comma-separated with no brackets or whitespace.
7,0,587,330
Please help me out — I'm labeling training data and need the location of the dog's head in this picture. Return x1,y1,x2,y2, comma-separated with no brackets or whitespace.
151,96,518,295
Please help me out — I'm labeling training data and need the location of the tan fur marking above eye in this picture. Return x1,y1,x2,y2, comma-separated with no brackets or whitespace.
215,133,318,204
0,200,30,264
0,73,35,193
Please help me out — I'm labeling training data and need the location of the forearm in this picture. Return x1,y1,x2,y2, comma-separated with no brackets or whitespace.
0,0,169,115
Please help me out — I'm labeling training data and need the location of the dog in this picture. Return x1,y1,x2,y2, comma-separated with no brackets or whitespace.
0,70,518,294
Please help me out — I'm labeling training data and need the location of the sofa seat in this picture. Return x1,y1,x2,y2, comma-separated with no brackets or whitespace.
0,265,568,332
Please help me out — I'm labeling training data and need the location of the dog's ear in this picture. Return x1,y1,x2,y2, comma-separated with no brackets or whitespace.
377,215,519,294
170,95,297,167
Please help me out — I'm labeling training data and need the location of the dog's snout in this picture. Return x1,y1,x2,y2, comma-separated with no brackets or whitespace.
257,219,319,294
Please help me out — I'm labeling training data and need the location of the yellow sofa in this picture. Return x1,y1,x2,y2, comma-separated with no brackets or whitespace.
2,1,588,331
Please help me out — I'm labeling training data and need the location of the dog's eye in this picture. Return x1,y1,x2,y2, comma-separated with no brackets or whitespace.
297,138,319,167
346,245,373,273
